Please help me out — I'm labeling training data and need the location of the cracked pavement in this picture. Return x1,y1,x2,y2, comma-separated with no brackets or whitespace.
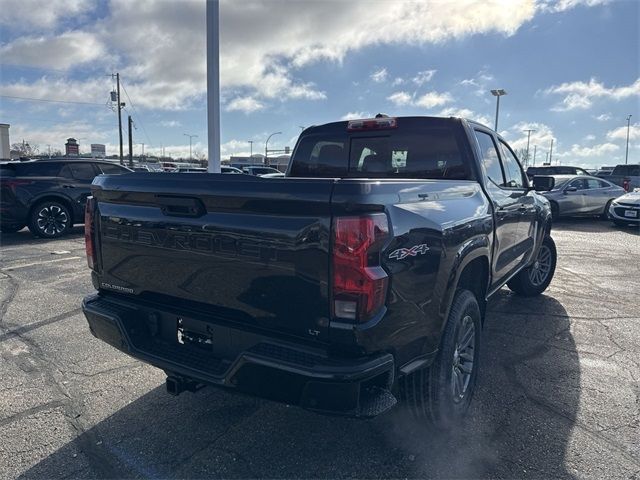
0,220,638,479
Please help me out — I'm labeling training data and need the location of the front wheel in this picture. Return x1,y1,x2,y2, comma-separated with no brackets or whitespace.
601,200,612,220
400,289,481,429
507,236,557,296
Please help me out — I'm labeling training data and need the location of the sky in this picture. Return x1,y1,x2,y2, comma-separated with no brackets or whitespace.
0,0,638,167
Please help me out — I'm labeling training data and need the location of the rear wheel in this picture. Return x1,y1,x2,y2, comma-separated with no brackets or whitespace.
28,201,72,238
400,289,481,429
507,236,557,296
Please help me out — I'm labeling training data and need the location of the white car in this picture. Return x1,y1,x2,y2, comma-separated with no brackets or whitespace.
609,190,640,227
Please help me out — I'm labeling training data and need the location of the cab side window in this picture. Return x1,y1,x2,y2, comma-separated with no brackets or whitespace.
474,131,504,187
498,141,525,189
59,163,97,181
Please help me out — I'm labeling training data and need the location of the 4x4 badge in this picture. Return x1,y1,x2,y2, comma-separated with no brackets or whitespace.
389,244,430,260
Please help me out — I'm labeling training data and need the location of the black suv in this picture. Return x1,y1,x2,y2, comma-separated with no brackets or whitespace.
0,158,131,237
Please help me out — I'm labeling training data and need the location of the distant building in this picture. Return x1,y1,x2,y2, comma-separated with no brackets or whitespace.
65,138,79,157
228,153,291,172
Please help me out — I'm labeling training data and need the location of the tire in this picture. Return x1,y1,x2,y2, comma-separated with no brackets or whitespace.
28,201,72,238
507,236,557,296
400,289,481,429
0,223,25,233
550,202,559,221
601,200,612,220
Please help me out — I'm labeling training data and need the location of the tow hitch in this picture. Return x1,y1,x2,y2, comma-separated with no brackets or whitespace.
165,375,204,396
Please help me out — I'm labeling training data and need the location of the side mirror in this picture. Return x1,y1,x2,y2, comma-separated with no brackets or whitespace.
532,175,555,192
564,186,578,193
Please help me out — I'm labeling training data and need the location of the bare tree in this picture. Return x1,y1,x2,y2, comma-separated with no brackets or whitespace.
11,142,39,157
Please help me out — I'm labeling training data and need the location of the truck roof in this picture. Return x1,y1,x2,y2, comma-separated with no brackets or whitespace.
302,115,492,134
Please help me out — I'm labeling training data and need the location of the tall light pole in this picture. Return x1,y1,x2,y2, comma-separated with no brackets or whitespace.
206,0,221,173
490,89,507,132
265,131,282,166
184,133,198,162
549,138,554,165
523,129,536,166
248,140,253,158
625,114,632,164
533,145,537,166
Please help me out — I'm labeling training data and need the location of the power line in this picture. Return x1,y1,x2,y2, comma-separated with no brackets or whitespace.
119,81,154,149
0,94,106,106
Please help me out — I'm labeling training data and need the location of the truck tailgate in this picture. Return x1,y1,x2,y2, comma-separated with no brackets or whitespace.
92,174,334,341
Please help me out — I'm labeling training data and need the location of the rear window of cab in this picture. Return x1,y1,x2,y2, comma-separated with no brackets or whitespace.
289,120,474,180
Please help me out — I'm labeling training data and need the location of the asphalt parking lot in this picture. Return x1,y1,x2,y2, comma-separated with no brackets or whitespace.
0,220,638,479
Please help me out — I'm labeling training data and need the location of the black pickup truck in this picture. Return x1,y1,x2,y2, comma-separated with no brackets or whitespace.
82,116,556,426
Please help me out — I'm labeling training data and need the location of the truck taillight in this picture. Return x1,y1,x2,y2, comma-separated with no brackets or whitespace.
332,214,389,323
84,197,96,270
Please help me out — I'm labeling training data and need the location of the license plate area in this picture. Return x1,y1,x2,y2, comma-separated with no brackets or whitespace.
624,210,638,218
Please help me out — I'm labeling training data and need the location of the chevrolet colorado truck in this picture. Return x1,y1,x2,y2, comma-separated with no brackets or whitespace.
82,116,557,426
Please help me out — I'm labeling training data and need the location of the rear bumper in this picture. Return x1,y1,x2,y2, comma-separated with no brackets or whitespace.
82,293,396,417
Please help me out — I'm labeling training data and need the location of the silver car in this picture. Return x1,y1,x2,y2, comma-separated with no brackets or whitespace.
541,175,625,220
609,190,640,227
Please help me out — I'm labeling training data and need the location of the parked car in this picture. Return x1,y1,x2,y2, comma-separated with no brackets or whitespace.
242,166,283,176
526,165,589,179
260,172,286,178
221,166,244,174
595,166,616,176
82,115,556,426
0,158,131,237
608,190,640,227
540,175,625,220
132,166,151,172
600,164,640,191
173,167,207,173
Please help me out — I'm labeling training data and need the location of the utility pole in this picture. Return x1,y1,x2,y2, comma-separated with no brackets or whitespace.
523,129,536,166
533,145,537,166
140,143,145,159
625,114,632,164
128,115,134,168
112,73,125,165
47,144,51,158
184,133,198,162
549,138,554,165
248,140,253,158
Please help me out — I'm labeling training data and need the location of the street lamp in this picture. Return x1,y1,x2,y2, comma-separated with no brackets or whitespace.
248,140,254,158
625,114,632,165
490,89,507,131
523,129,536,166
265,131,282,165
183,133,198,162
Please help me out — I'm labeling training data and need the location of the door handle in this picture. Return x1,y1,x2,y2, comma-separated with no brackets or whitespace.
62,184,75,188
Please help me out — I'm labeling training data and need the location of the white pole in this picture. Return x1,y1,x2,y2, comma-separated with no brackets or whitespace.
206,0,221,173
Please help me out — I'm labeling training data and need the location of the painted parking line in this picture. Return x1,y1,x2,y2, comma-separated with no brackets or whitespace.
3,256,83,271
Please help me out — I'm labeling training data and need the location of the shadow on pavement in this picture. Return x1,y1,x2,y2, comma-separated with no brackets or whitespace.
21,292,578,479
0,227,84,247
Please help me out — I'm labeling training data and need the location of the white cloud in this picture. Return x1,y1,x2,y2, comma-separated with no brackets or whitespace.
458,70,495,96
226,96,265,113
0,0,95,29
392,77,405,86
370,68,388,83
340,111,371,120
583,134,596,141
0,31,106,70
594,113,612,121
387,91,413,106
439,107,491,127
607,123,640,141
159,120,182,128
538,0,611,13
414,91,453,109
412,69,437,86
387,90,452,109
504,122,557,153
546,78,640,111
562,143,619,157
